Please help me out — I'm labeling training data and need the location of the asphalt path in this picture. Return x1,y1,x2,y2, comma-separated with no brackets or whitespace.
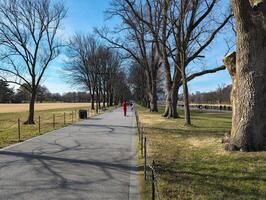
0,107,140,200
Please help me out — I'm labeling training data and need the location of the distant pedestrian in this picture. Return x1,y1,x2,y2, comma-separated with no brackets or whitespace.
131,102,135,111
122,100,127,116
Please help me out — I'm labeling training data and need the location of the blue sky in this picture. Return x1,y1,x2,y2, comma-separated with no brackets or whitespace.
43,0,232,94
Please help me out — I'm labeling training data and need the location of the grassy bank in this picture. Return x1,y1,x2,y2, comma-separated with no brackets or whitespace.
0,106,109,148
137,106,266,199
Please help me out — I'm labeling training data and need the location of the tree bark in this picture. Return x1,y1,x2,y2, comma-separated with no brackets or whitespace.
148,79,158,112
91,92,95,110
182,76,191,125
163,67,180,118
109,88,114,106
25,89,36,124
228,0,266,151
163,87,179,118
181,57,191,125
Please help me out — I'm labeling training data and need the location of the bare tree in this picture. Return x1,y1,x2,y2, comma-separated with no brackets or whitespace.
128,61,149,106
96,0,162,112
64,34,95,108
65,34,122,110
124,0,231,124
0,0,66,124
224,0,266,151
167,0,232,125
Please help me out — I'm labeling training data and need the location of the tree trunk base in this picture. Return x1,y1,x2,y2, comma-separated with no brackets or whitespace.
24,120,35,125
162,113,180,119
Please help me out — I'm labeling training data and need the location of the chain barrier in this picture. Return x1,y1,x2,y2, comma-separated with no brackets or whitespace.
134,107,161,200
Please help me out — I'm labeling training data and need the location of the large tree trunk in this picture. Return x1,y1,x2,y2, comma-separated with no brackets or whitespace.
163,69,180,118
109,88,114,106
148,80,158,112
163,88,179,118
103,90,106,108
106,85,110,107
228,0,266,151
25,90,36,124
181,70,191,125
91,92,95,110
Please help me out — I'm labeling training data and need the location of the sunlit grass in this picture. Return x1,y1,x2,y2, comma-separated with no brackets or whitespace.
137,106,266,200
0,106,110,148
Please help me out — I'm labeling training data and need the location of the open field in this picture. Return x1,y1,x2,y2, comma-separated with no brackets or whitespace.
0,104,111,148
137,106,266,200
0,103,91,113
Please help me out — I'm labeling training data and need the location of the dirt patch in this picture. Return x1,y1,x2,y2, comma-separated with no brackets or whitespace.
0,103,91,113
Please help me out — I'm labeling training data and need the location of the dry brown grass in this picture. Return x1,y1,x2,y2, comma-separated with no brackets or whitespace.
0,103,91,113
137,106,266,200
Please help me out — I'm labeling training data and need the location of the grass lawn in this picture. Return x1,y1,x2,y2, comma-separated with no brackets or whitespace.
0,105,109,148
137,106,266,200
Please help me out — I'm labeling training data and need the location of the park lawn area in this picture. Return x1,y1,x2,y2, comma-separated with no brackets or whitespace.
0,105,107,148
137,106,266,200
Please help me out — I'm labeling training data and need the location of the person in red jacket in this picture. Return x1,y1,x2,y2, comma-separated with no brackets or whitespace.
122,100,127,116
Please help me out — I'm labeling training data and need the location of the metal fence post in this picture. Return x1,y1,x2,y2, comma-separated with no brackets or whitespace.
53,114,55,129
38,116,41,134
141,128,144,157
144,137,147,181
64,112,66,125
152,160,155,200
72,111,74,123
18,118,21,141
138,122,141,142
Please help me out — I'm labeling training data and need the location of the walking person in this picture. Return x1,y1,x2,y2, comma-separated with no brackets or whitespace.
122,100,127,116
131,101,135,111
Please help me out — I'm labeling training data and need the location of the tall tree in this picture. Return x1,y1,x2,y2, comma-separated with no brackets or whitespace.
128,62,149,106
167,0,232,125
0,80,14,102
123,0,230,121
65,34,122,109
97,0,162,112
225,0,266,151
0,0,66,124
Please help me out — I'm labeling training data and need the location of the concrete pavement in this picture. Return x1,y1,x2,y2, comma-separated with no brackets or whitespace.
0,107,140,200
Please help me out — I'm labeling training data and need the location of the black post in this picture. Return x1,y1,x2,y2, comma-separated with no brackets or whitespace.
75,110,77,121
138,122,141,142
64,112,66,125
38,116,41,134
72,111,74,123
141,127,144,157
53,114,55,129
18,118,21,142
144,137,147,181
152,160,155,200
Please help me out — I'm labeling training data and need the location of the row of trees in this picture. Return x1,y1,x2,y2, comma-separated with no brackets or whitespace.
0,0,130,124
64,34,131,110
100,0,232,125
0,81,92,103
103,0,266,151
188,85,231,105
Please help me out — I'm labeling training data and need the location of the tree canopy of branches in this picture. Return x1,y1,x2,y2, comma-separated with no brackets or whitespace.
96,0,162,112
122,0,231,124
64,34,130,110
0,0,66,124
128,62,149,106
0,79,14,102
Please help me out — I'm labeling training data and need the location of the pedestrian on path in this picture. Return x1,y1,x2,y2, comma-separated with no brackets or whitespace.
122,100,127,116
131,101,135,111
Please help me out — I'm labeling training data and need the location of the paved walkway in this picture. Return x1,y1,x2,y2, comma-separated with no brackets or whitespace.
0,108,140,200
